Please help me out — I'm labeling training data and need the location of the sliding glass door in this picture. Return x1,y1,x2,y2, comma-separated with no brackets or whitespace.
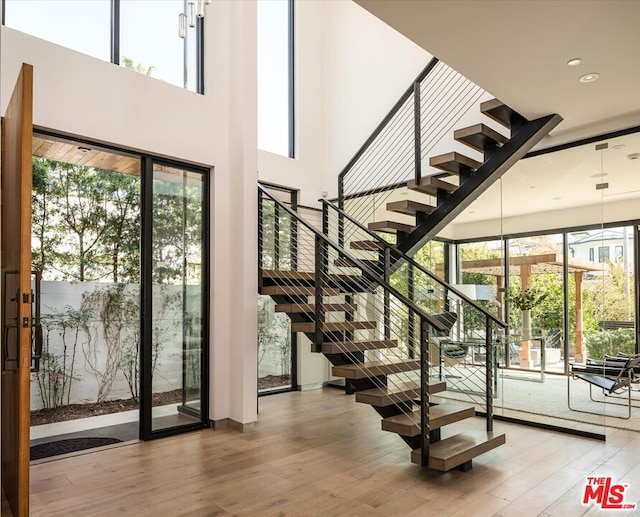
141,159,209,438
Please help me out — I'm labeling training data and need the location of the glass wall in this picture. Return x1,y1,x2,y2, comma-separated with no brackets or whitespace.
447,129,640,435
148,162,207,433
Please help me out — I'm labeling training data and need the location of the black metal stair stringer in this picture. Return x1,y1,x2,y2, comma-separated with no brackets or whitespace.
396,113,563,257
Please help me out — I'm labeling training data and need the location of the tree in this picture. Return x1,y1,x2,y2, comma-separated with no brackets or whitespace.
32,157,58,273
99,172,140,283
583,259,635,331
31,158,141,283
122,56,155,77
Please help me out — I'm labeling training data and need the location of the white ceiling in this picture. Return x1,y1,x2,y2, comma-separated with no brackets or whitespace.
355,0,640,142
454,130,640,225
353,0,640,229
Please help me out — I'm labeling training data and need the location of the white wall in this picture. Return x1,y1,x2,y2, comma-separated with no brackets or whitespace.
1,0,258,427
257,0,431,206
322,0,431,196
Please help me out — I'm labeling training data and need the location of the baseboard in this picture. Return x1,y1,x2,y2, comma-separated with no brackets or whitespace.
297,381,327,392
211,418,256,433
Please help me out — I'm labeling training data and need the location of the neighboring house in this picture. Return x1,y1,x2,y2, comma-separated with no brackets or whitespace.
569,228,634,269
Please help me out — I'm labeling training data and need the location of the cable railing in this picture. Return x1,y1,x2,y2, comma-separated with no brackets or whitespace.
337,57,492,239
259,184,503,465
323,198,507,411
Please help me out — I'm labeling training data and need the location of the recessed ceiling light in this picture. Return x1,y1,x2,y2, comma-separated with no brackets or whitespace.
552,197,562,200
468,210,475,214
579,73,600,83
529,186,536,189
611,144,626,150
567,58,582,66
78,146,91,153
590,172,608,178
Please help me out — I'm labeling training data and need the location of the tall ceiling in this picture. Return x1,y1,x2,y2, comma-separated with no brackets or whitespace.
355,0,640,142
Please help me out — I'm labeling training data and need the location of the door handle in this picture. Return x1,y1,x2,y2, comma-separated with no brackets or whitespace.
2,276,20,372
31,270,43,372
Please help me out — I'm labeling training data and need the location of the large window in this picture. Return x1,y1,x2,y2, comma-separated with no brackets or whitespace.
258,0,294,157
3,0,204,93
4,0,111,61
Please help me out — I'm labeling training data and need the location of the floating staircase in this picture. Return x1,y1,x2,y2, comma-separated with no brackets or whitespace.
361,98,561,257
258,196,507,472
257,57,561,474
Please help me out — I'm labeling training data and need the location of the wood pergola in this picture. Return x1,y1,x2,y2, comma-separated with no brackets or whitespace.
460,253,602,364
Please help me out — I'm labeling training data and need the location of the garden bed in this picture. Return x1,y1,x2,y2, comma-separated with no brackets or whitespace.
31,389,187,426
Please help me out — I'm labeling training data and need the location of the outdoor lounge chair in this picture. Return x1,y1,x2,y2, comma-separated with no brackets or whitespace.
428,312,469,374
568,355,640,419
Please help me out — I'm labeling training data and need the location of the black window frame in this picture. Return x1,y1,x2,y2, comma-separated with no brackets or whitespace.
598,246,610,263
2,0,205,94
287,0,295,158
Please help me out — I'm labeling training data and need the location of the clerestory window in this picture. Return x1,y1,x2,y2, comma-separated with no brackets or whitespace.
257,0,295,158
3,0,204,93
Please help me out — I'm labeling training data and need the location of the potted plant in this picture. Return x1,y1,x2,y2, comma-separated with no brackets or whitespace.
509,286,547,367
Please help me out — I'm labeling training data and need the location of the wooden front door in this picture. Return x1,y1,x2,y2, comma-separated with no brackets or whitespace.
1,63,33,517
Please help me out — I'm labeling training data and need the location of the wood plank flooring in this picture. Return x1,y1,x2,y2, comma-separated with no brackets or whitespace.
5,388,640,516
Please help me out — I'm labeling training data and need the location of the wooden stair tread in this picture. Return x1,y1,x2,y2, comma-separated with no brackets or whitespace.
349,240,384,251
275,303,357,313
261,285,340,296
262,270,362,283
454,123,508,153
332,358,419,379
368,220,415,234
321,339,397,354
386,199,436,216
334,257,381,271
292,320,377,333
381,404,475,436
411,430,506,471
407,176,458,196
480,98,525,129
429,152,481,174
355,379,446,406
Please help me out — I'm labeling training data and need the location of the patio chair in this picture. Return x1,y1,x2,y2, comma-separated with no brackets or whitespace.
428,312,469,372
567,355,640,419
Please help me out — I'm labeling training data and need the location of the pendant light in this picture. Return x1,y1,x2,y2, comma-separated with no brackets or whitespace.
178,12,187,39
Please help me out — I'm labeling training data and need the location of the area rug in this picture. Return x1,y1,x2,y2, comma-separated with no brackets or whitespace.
30,437,123,460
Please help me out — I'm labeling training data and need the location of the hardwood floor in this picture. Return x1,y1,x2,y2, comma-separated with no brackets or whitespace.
10,388,640,516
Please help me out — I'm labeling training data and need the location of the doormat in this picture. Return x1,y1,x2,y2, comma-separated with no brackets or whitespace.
30,437,123,461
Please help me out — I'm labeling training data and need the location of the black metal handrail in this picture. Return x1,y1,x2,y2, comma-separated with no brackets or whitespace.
260,183,499,466
259,184,448,333
321,199,507,330
337,57,440,183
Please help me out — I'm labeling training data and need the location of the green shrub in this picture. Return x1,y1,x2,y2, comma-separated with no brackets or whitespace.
584,329,635,359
